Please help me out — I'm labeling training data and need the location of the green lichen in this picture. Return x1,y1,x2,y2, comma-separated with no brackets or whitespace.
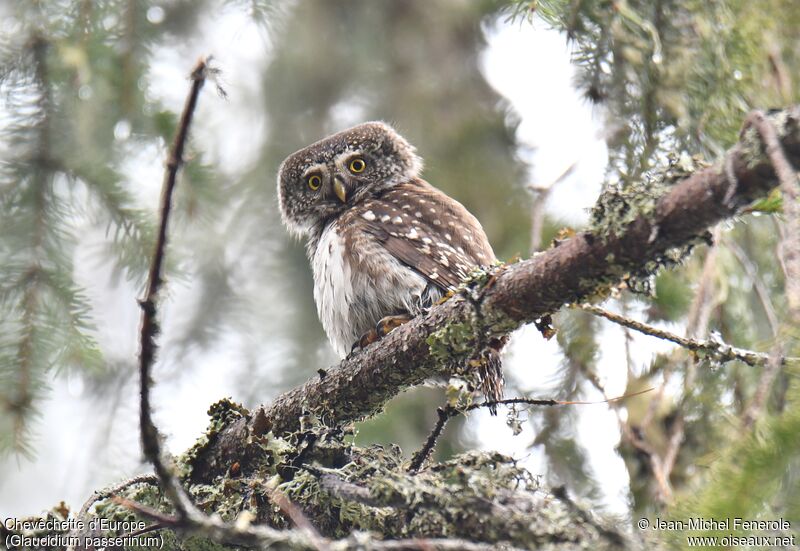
738,110,791,171
179,397,250,479
208,398,249,429
590,151,711,242
11,415,620,550
427,262,518,365
427,320,477,365
589,152,713,295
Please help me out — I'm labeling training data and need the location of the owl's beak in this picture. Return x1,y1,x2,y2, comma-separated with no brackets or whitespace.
333,177,348,203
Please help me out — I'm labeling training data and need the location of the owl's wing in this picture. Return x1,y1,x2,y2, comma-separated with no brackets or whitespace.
344,178,496,292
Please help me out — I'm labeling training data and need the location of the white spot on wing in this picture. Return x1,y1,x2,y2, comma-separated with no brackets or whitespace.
363,210,376,221
392,216,403,224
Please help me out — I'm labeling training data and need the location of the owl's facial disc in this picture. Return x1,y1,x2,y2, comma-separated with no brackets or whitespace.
277,121,423,236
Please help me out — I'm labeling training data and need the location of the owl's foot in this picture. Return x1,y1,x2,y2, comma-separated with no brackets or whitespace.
350,314,413,354
353,328,380,353
376,313,413,336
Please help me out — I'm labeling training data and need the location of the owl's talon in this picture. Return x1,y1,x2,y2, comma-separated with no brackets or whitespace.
376,314,412,337
350,314,412,354
351,328,380,354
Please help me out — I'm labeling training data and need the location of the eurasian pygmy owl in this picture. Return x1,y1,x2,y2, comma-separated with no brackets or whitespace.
277,122,503,404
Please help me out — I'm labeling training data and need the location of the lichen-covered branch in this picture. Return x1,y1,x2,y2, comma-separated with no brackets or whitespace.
189,107,800,483
81,417,627,550
580,304,799,368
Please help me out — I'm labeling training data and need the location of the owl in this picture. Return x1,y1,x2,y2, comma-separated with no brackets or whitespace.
277,122,503,404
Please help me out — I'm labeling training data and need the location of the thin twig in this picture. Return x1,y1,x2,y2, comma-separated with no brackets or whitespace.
408,393,651,473
129,57,321,549
726,236,785,429
659,234,718,503
138,57,210,519
725,239,780,337
67,474,159,551
767,48,793,103
267,489,327,551
113,496,179,526
528,161,577,253
580,304,799,368
742,348,785,428
409,398,560,472
125,56,339,551
737,111,799,426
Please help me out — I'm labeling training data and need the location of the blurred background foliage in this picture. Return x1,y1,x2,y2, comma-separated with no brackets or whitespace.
1,0,799,544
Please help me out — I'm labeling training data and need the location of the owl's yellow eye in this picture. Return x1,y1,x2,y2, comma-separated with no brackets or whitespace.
307,174,322,190
349,158,366,173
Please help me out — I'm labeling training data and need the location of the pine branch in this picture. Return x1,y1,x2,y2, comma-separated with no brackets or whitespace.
188,106,800,483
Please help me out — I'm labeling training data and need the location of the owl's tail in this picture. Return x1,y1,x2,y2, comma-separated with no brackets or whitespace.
478,336,507,415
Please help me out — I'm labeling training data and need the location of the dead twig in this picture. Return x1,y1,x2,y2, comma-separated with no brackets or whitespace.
267,489,327,551
138,56,210,520
408,392,651,473
528,161,577,253
67,474,159,551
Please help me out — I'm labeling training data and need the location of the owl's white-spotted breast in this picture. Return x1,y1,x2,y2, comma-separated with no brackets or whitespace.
277,122,503,404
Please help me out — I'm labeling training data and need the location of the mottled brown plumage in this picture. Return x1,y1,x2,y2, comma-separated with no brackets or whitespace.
340,178,494,291
277,122,504,405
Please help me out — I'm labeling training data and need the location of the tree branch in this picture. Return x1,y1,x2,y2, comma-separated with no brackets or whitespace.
188,106,800,483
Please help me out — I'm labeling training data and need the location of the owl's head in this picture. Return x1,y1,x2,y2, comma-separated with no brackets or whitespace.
277,121,422,236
